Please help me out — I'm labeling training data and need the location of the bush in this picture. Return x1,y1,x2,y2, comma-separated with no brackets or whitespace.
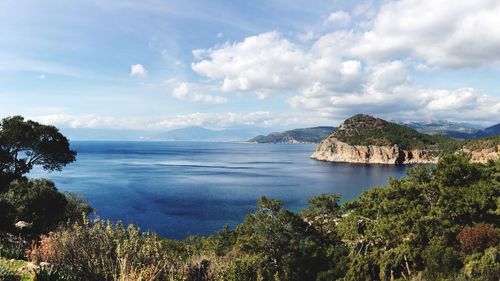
462,247,500,281
33,266,73,281
457,224,499,254
213,255,261,281
422,238,462,280
0,234,27,260
1,178,92,236
0,264,21,281
0,243,25,260
29,219,187,281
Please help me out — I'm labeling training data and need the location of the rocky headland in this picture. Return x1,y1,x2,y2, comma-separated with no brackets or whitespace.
312,138,437,164
312,114,499,164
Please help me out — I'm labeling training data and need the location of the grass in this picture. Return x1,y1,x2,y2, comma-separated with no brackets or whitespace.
0,257,32,281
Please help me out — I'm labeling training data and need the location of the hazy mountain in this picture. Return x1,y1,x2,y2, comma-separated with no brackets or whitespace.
153,126,266,142
397,120,500,139
483,123,500,136
60,128,154,141
397,120,481,134
249,126,336,144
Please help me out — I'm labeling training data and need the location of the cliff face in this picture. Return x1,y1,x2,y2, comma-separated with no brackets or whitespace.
311,114,499,165
311,114,440,164
311,138,437,164
464,145,500,163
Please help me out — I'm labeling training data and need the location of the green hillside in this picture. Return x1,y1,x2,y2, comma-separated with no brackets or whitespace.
249,126,335,143
331,114,448,150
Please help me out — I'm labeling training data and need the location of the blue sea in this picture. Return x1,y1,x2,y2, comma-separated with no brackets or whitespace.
30,141,408,239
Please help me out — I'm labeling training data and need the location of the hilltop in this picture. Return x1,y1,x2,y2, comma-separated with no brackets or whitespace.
249,126,335,144
331,114,445,149
312,114,499,164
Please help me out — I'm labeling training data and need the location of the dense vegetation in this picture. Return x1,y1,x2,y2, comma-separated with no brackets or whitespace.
249,126,335,143
331,114,450,150
4,154,498,281
329,115,500,161
0,116,499,280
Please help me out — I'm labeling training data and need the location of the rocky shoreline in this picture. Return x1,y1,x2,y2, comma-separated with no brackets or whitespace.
311,138,437,165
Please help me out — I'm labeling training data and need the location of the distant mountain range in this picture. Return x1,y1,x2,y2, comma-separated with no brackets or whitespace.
61,126,267,142
399,120,500,139
153,126,265,142
60,120,499,142
248,126,336,144
60,128,152,141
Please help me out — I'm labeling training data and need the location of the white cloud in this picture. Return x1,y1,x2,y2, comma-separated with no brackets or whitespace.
179,1,500,123
191,31,359,96
188,29,500,121
353,0,500,68
31,111,295,131
289,61,500,122
323,10,351,26
365,61,408,93
33,114,122,129
297,30,316,42
172,82,227,104
192,32,310,94
130,64,147,77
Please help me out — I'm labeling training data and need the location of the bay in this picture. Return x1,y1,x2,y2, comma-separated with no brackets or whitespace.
30,141,408,239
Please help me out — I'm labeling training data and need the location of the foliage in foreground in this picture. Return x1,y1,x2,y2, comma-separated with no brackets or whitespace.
23,154,499,281
0,178,92,237
0,115,91,238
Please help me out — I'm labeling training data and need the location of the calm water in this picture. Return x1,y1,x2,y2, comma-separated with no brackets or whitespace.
30,141,408,239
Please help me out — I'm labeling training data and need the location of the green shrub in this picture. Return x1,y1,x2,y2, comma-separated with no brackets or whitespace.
462,247,500,281
213,255,261,281
29,219,187,281
1,178,92,237
0,243,25,260
0,264,21,281
33,266,73,281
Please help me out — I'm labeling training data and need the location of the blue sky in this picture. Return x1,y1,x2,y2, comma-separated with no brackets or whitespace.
1,0,499,131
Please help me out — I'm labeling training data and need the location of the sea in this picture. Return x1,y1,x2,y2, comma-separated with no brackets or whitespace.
30,141,408,239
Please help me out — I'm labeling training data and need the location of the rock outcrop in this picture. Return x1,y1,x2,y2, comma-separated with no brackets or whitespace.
311,114,440,164
311,137,437,164
464,145,500,163
311,114,499,165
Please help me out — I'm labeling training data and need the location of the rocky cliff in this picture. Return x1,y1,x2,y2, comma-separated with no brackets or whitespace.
463,145,500,163
312,114,499,165
311,137,437,164
311,114,441,164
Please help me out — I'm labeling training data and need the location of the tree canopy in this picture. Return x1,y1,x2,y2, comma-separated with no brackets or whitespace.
0,116,76,187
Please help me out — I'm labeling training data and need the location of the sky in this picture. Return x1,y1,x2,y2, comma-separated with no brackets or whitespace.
0,0,499,132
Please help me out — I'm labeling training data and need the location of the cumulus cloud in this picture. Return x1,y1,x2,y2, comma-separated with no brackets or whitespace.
297,30,316,42
289,61,500,122
32,111,316,131
33,114,123,129
191,31,361,96
177,0,500,123
130,64,147,77
323,10,351,26
192,32,310,94
353,0,500,68
172,82,227,104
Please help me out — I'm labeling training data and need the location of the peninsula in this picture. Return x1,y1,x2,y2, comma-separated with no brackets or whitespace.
312,114,499,164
